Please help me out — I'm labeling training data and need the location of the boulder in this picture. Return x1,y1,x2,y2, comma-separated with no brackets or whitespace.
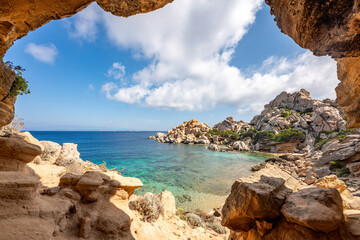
208,144,220,151
233,141,250,151
56,143,82,166
221,175,292,231
158,191,176,219
344,210,360,237
196,136,210,145
281,187,344,233
40,141,61,164
20,132,44,152
0,134,42,171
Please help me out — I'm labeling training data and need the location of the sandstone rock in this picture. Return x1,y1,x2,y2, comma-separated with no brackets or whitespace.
0,134,42,171
221,175,292,231
42,186,61,195
281,187,344,233
40,141,61,164
0,171,39,199
158,190,176,220
76,171,104,202
59,173,82,186
344,210,360,237
20,132,44,152
56,143,82,166
107,172,143,197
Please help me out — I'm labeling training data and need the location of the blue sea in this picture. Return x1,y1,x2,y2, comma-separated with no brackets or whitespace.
30,131,271,211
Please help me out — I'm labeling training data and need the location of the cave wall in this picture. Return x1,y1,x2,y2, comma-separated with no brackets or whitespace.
0,0,173,127
265,0,360,128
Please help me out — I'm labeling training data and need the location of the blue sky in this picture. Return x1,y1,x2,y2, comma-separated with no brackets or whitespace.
5,0,339,131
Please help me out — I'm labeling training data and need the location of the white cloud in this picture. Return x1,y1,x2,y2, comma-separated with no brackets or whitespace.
89,84,95,90
107,62,126,81
25,43,58,64
64,3,101,41
69,1,339,114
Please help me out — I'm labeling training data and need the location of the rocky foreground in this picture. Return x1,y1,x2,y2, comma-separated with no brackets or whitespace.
0,131,227,240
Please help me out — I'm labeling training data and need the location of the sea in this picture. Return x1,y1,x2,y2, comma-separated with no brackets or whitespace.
30,131,271,211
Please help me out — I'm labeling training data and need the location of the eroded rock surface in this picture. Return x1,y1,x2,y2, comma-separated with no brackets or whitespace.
281,187,344,233
149,119,211,144
221,175,292,231
265,0,360,128
222,172,359,240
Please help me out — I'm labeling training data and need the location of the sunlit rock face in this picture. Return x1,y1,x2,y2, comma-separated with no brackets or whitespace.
0,0,173,127
265,0,360,128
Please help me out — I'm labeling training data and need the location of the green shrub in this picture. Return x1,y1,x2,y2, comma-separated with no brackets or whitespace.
273,129,306,142
2,61,30,100
315,138,328,149
129,194,164,222
329,160,342,170
281,111,290,118
252,130,274,143
336,129,351,141
336,168,350,177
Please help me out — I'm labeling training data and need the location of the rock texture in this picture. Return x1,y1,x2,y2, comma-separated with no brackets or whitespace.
149,119,211,144
222,171,359,240
281,187,344,233
221,176,291,231
151,90,352,155
265,0,360,128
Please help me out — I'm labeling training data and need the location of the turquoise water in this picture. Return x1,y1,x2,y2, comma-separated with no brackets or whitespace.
30,131,270,211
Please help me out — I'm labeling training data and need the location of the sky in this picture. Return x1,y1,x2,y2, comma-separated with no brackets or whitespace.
4,0,339,131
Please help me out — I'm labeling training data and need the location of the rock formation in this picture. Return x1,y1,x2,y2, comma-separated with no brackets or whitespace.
0,130,228,239
221,171,360,239
152,89,351,155
264,0,360,128
149,119,211,144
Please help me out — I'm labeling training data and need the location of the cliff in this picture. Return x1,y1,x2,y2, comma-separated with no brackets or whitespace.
264,0,360,128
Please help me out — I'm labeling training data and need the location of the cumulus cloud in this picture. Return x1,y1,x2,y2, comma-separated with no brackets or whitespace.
25,43,58,64
69,1,339,114
64,3,101,41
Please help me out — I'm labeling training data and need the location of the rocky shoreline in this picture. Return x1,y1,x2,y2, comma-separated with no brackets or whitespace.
0,129,228,239
148,89,360,239
150,90,360,184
